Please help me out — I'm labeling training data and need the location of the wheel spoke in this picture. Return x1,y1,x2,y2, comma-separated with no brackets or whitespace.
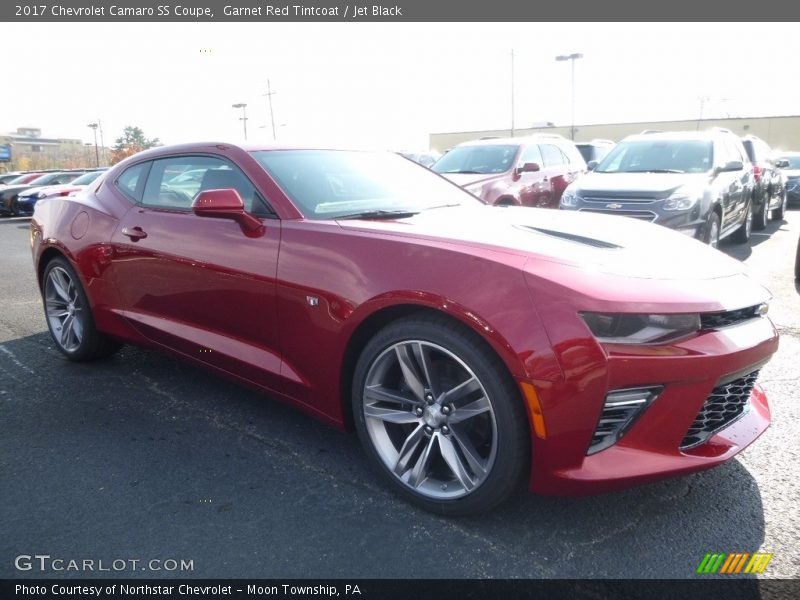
50,270,71,302
46,307,69,319
439,433,476,491
440,376,481,406
71,314,83,344
60,314,73,347
411,342,438,397
364,384,418,407
447,396,491,424
393,424,426,477
395,344,427,401
364,403,419,424
407,433,437,488
449,426,488,479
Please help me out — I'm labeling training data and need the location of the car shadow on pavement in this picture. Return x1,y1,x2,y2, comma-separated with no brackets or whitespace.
0,331,767,579
719,216,790,262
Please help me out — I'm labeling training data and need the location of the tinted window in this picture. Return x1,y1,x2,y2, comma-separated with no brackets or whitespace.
576,145,594,162
518,144,543,166
431,145,518,175
540,144,565,167
253,150,478,219
778,155,800,169
596,139,712,174
116,162,149,202
70,171,104,186
723,137,746,165
141,155,269,215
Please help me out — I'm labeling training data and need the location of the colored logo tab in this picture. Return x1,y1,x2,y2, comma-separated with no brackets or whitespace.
696,552,773,574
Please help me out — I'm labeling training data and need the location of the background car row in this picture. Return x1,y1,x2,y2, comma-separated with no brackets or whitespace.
427,128,798,248
0,167,107,216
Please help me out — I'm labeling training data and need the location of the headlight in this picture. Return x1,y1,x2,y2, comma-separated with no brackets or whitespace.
663,187,700,211
560,188,580,208
581,312,701,344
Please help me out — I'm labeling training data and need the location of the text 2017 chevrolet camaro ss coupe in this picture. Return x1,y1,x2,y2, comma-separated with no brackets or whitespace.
31,143,778,515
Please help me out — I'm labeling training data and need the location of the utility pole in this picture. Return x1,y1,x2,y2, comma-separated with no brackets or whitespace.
510,49,515,138
232,103,248,140
697,96,709,131
87,123,99,167
263,79,277,141
97,119,105,166
556,53,583,141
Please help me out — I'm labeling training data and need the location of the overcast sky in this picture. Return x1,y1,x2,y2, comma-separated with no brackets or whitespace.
2,22,799,150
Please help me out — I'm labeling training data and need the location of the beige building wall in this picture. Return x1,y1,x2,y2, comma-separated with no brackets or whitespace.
429,116,800,154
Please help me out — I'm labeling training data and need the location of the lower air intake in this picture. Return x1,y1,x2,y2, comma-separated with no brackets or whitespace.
588,387,662,455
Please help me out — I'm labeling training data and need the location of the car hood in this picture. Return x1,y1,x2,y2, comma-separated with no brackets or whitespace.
571,172,709,196
337,204,746,282
437,172,505,188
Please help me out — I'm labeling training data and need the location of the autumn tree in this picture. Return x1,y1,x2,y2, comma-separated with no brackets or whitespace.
110,126,160,164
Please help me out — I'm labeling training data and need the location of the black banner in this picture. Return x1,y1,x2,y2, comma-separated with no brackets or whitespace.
3,0,800,22
3,580,800,600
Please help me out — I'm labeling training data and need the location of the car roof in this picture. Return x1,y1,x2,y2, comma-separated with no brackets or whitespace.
455,135,569,148
621,130,726,143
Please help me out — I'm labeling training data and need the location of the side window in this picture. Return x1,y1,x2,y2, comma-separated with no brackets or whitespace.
518,144,543,166
141,155,272,215
540,144,565,167
725,138,746,164
115,162,149,202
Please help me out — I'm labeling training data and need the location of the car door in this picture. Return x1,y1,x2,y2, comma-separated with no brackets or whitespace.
108,154,284,392
538,143,570,207
716,138,745,231
515,143,552,207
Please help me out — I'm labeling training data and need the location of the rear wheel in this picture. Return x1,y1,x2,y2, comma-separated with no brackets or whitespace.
772,188,787,221
352,315,529,515
42,257,122,361
704,211,721,248
753,193,768,230
731,200,752,244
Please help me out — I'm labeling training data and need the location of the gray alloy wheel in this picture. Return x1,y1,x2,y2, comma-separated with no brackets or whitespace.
41,257,122,361
45,266,86,353
352,316,529,515
362,340,498,500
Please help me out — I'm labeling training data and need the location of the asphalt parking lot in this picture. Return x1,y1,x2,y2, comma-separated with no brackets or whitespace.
1,212,799,579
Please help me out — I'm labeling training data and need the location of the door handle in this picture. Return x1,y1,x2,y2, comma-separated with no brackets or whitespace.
121,226,147,241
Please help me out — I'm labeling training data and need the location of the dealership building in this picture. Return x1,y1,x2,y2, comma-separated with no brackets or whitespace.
429,115,800,154
0,127,107,171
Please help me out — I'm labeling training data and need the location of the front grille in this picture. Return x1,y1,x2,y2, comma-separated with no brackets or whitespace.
579,208,657,222
581,196,658,205
680,370,759,449
700,305,761,330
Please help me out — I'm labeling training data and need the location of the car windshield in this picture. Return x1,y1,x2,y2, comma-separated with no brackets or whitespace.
252,150,478,219
70,171,104,185
431,145,518,175
595,139,713,174
779,156,800,169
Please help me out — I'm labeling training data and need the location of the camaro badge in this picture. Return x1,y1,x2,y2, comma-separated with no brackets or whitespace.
606,203,623,209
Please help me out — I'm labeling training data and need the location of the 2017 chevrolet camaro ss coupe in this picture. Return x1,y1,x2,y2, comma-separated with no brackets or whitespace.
31,143,778,515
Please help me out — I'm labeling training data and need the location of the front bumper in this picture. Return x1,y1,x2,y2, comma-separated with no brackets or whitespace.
528,315,778,495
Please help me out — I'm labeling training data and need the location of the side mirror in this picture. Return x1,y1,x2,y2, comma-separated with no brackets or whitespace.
719,160,743,173
776,159,790,169
193,188,263,236
515,162,541,175
586,160,598,171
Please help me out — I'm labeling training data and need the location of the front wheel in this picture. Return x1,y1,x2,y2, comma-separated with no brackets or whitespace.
772,188,787,221
42,257,122,361
352,315,529,515
753,194,768,231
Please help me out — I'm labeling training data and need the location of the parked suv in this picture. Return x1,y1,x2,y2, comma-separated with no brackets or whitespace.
740,135,787,226
431,135,586,208
560,129,755,247
576,139,615,165
776,152,800,207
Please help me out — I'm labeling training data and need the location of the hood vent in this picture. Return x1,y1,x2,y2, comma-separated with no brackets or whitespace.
516,225,622,249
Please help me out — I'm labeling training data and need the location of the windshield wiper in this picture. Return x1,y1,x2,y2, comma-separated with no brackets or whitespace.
336,209,420,220
624,169,686,174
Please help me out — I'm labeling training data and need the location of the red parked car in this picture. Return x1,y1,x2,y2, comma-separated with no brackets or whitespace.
431,135,586,207
30,143,777,515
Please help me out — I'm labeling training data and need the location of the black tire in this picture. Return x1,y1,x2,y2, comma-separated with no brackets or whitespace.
9,197,19,217
731,199,752,244
352,314,530,515
41,257,123,361
704,210,721,248
772,188,787,221
753,193,768,231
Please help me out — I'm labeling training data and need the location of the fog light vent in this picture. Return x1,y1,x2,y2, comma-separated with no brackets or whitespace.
587,387,662,455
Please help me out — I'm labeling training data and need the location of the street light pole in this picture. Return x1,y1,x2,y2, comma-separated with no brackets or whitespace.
555,53,583,141
87,123,99,167
232,103,248,140
263,79,277,141
510,48,515,138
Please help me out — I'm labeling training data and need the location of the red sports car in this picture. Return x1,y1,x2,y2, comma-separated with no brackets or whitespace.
30,143,778,515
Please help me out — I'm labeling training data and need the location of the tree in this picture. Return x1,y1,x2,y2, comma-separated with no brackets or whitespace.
110,126,160,164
